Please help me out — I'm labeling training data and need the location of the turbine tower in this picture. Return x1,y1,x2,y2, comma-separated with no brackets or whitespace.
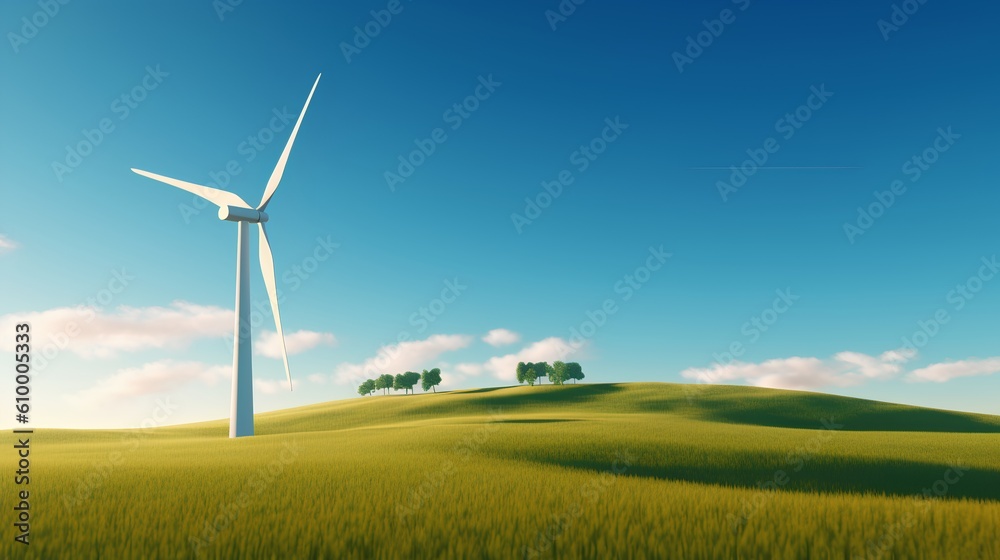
130,74,321,438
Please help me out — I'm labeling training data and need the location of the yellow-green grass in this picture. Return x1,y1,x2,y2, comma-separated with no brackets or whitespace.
4,383,999,559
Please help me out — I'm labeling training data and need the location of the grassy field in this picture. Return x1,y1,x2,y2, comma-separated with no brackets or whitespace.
4,382,1000,559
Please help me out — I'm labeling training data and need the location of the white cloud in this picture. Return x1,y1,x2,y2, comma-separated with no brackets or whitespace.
455,337,584,382
68,360,229,404
831,351,908,380
909,357,1000,382
681,349,917,391
255,330,336,358
255,378,293,394
482,328,520,347
0,234,17,254
333,334,473,385
435,362,485,388
0,301,232,358
307,373,327,384
879,349,915,363
453,362,486,376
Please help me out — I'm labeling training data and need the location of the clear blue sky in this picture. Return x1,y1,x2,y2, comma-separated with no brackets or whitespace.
2,1,999,428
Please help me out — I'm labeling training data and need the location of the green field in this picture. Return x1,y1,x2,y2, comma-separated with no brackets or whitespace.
5,383,1000,559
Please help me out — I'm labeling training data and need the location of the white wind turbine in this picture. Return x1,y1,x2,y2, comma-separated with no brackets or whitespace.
130,74,321,438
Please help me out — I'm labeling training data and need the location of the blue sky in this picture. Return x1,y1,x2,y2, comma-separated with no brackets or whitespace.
2,1,999,428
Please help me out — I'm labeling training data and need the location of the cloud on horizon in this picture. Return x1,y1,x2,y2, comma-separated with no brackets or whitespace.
482,328,520,347
680,349,916,391
67,359,229,405
0,234,17,254
908,357,1000,383
332,334,474,385
255,329,337,358
255,378,294,394
453,336,585,383
1,301,232,358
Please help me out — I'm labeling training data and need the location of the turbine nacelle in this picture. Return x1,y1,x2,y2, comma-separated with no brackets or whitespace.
219,205,269,223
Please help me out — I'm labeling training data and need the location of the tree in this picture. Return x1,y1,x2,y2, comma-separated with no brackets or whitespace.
421,368,442,393
394,371,420,394
374,374,388,395
550,361,568,385
516,362,528,384
376,373,394,395
535,361,549,384
524,363,538,386
358,379,376,397
566,362,585,384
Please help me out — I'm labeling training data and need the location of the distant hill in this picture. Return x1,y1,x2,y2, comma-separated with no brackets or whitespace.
210,382,1000,436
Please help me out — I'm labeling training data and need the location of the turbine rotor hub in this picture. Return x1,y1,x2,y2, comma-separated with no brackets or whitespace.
218,205,268,223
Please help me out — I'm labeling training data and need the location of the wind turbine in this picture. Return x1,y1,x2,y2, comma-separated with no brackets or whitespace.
130,74,321,438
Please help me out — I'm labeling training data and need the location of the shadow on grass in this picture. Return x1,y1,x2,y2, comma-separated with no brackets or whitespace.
466,384,1000,433
690,393,1000,433
467,384,627,407
494,419,580,424
625,386,1000,433
526,454,1000,502
258,382,1000,437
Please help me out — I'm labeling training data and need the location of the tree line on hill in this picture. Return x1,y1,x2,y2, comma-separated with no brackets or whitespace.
357,362,586,397
358,369,442,397
516,361,584,385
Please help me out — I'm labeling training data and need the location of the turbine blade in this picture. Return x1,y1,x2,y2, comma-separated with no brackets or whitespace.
258,74,321,211
131,168,249,208
257,222,292,390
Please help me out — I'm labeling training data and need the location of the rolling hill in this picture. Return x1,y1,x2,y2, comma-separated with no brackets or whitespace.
8,383,1000,559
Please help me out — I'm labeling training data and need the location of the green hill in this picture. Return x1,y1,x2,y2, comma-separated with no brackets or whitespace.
115,381,1000,438
9,383,1000,559
272,382,1000,434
